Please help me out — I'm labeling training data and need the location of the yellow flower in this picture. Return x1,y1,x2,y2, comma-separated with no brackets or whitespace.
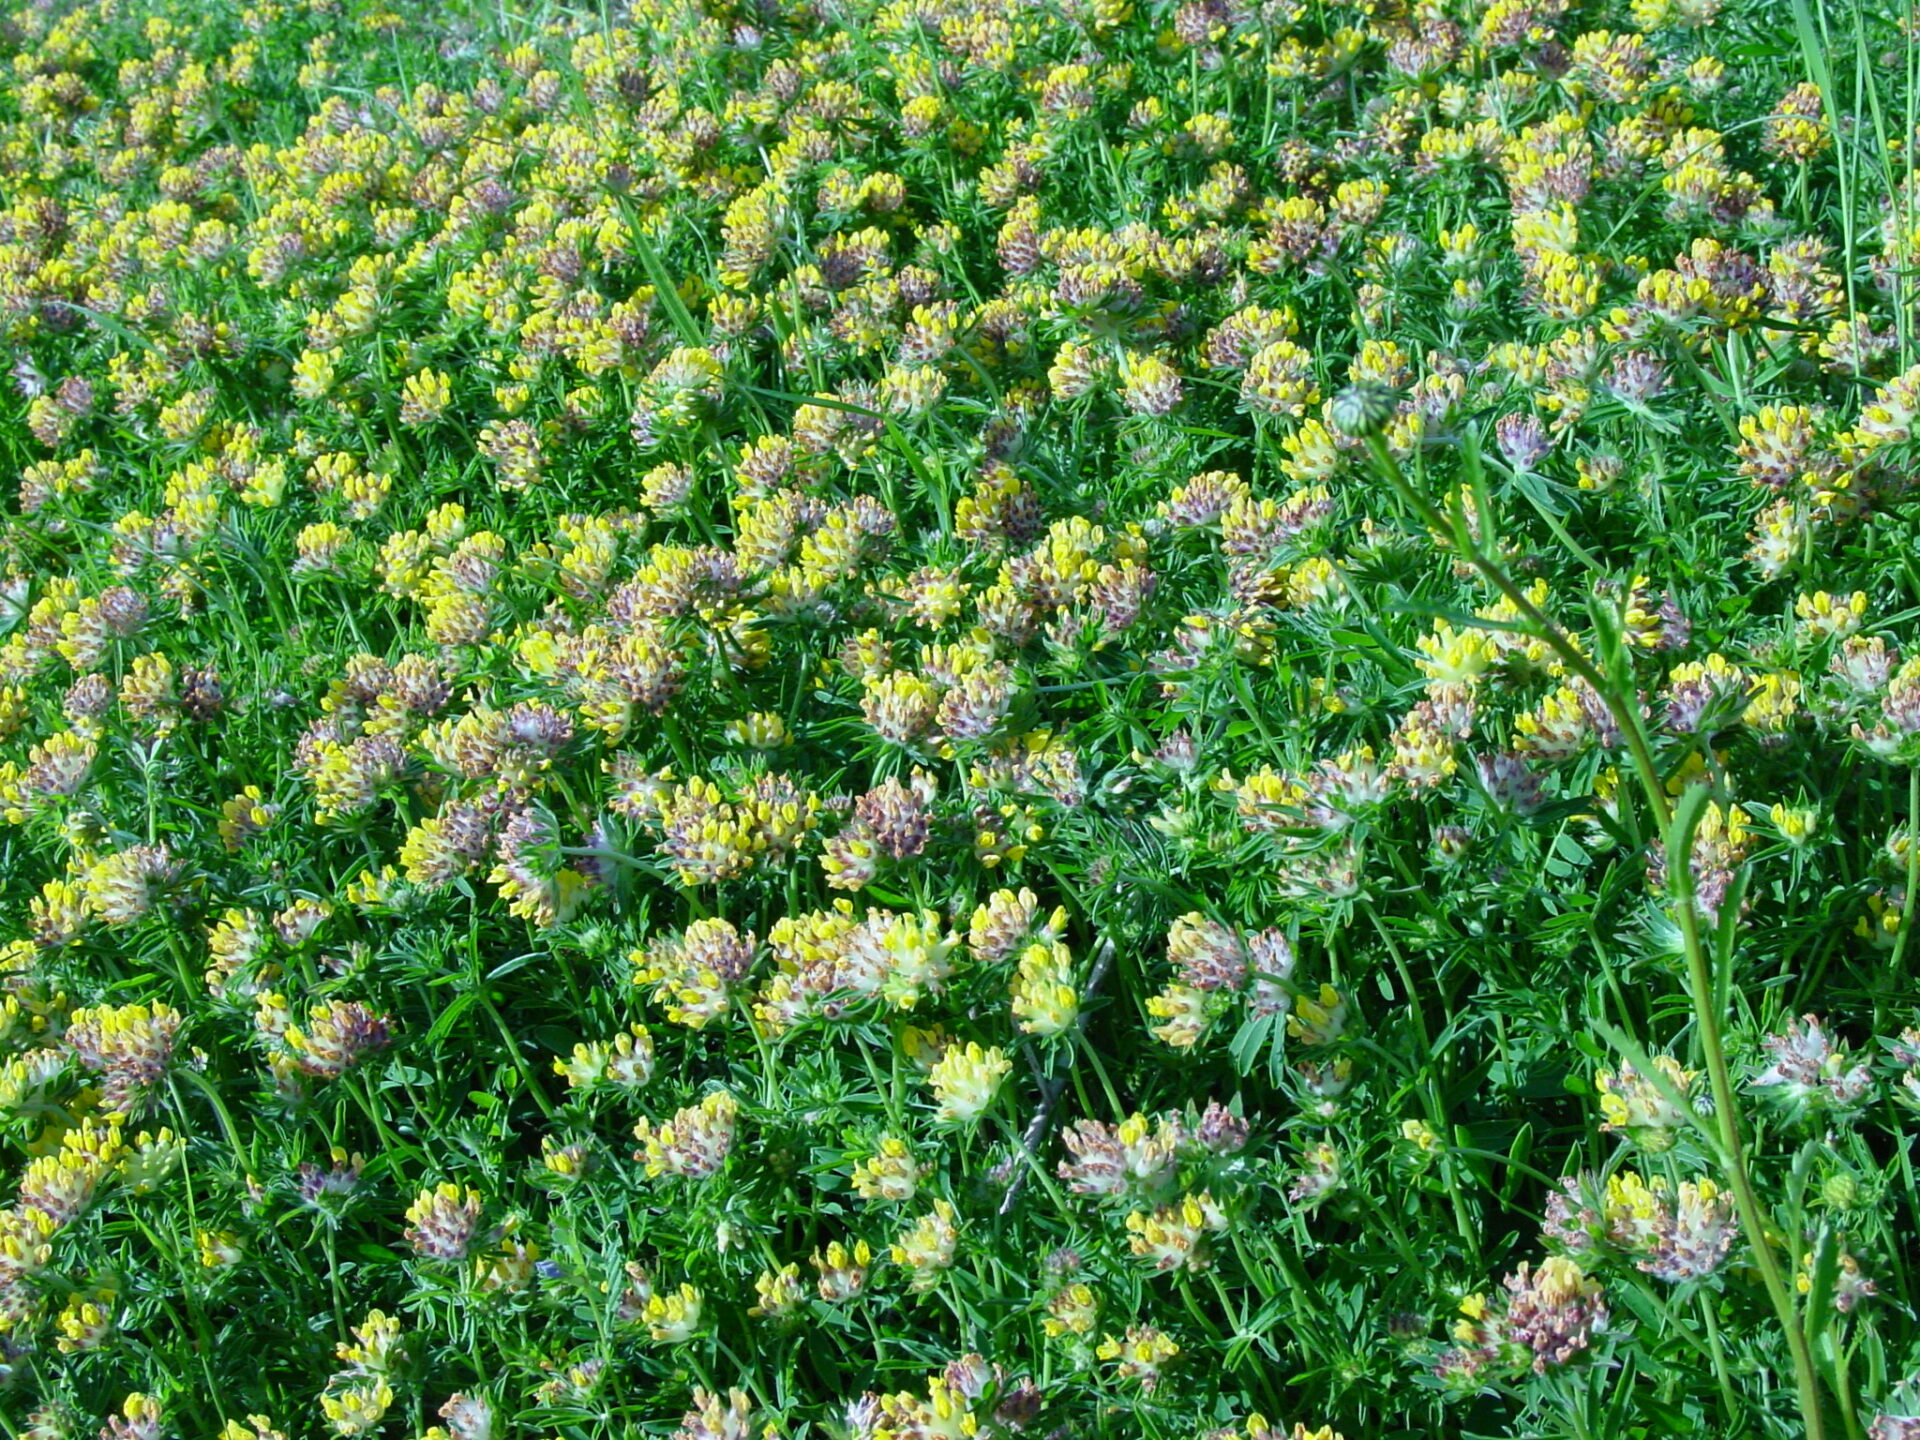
1794,590,1866,640
1770,802,1819,846
850,1136,921,1204
644,1282,704,1342
1400,1119,1440,1152
1011,939,1079,1036
321,1382,393,1437
1096,1324,1180,1390
1044,1282,1098,1337
1125,1191,1226,1271
812,1238,874,1300
1415,621,1496,684
399,368,452,427
750,1264,806,1322
55,1286,116,1352
197,1228,244,1267
1287,985,1347,1045
1147,983,1215,1048
926,1041,1011,1123
1597,1056,1698,1149
890,1202,960,1284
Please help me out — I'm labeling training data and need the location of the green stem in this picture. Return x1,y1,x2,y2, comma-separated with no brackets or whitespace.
1364,900,1480,1266
476,987,559,1123
350,1073,418,1186
1364,434,1829,1440
170,1069,249,1173
1888,766,1920,982
1833,1322,1865,1440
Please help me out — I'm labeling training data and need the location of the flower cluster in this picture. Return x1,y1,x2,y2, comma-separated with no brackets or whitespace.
0,0,1917,1433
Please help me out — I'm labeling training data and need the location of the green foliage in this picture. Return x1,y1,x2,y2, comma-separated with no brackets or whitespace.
0,0,1917,1435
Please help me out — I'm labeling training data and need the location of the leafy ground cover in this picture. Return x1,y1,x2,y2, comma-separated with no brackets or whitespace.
1,0,1919,1434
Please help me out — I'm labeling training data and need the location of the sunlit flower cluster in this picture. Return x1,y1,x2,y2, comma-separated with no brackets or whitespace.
0,0,1917,1432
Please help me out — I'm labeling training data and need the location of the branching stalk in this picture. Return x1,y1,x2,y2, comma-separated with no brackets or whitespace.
1363,433,1830,1440
999,937,1116,1216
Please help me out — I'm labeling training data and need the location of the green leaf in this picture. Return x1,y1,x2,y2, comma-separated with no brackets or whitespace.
625,222,704,346
1802,1224,1840,1350
1228,1010,1275,1078
488,951,547,981
424,990,483,1044
1500,1123,1534,1204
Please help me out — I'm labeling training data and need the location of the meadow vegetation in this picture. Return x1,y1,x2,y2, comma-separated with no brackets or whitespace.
1,0,1919,1434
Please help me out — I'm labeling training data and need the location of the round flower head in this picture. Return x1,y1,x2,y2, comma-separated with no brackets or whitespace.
1597,1057,1699,1151
1327,383,1398,438
927,1041,1011,1123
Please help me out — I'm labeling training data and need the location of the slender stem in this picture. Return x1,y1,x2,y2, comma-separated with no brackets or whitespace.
1363,435,1829,1440
999,938,1115,1216
351,1073,418,1186
1697,1291,1742,1424
1364,900,1480,1266
1888,766,1920,982
170,1069,249,1172
476,987,559,1123
714,1336,777,1408
1834,1321,1865,1440
1176,1272,1228,1345
326,1224,347,1334
1363,437,1667,799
